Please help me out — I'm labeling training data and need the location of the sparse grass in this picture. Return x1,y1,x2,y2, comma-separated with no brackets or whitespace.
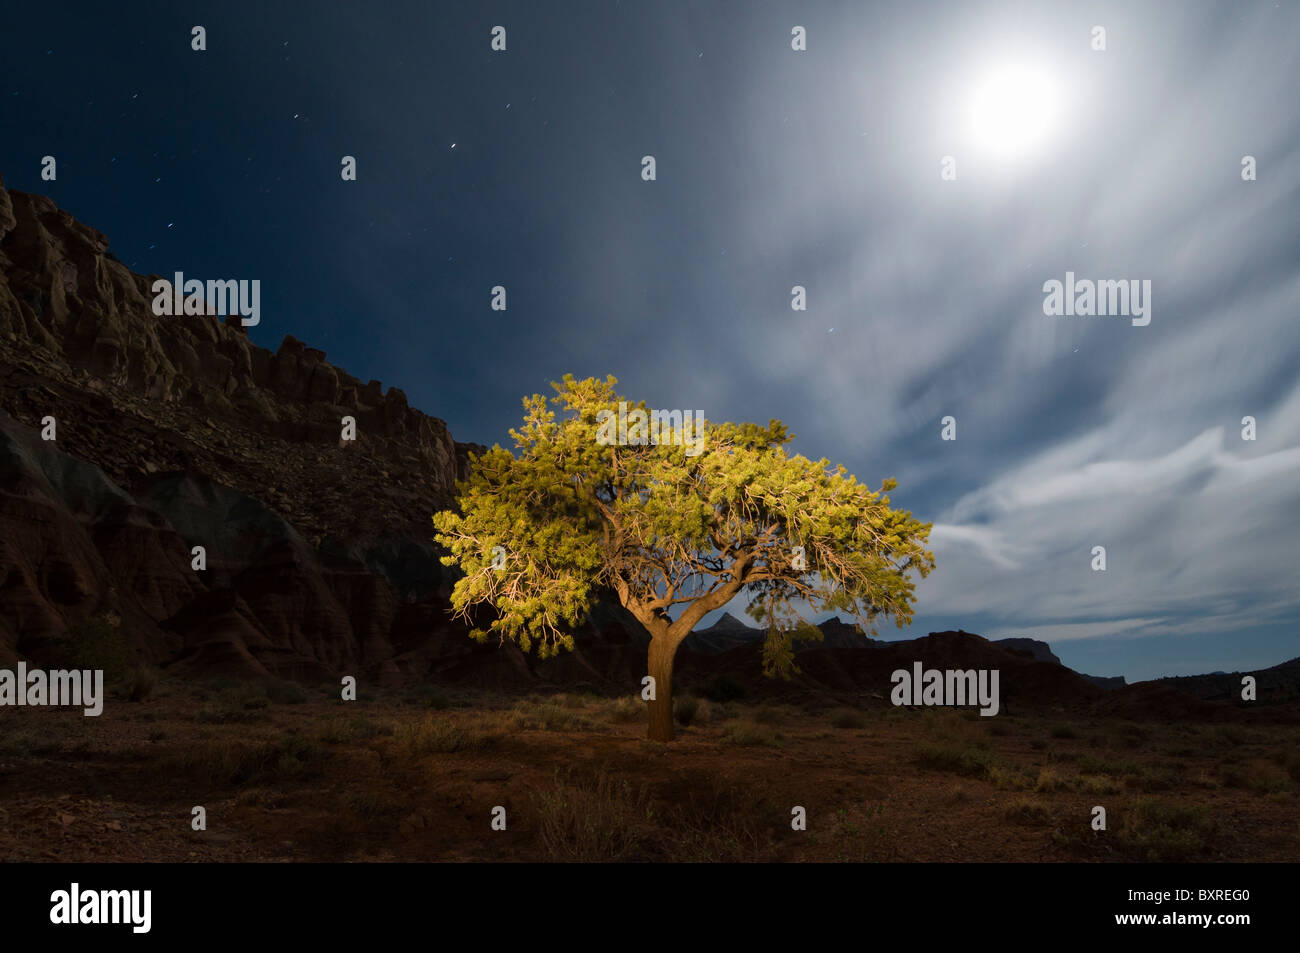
658,782,779,862
1130,764,1181,793
831,708,868,730
1078,773,1121,795
1050,724,1079,740
507,700,595,732
264,680,308,705
988,764,1035,790
1004,796,1053,825
391,715,500,757
1115,798,1218,861
193,706,269,725
1078,754,1141,777
405,684,455,709
605,695,643,724
722,720,783,747
1035,767,1066,792
1222,760,1292,795
1205,724,1251,749
1279,748,1300,784
534,769,655,861
915,742,997,779
1113,722,1148,749
341,790,403,824
120,666,158,702
164,736,328,787
674,693,701,727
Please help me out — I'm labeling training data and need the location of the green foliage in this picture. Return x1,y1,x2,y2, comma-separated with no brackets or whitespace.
432,375,935,678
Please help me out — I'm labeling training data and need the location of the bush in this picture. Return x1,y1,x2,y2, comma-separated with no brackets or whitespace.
392,716,497,756
701,675,746,703
120,666,157,702
535,769,655,861
831,708,868,730
265,680,308,705
49,614,130,681
1004,797,1053,825
674,693,701,727
722,721,782,747
507,700,594,732
167,736,328,787
1116,799,1217,861
915,743,997,778
409,685,454,709
607,695,643,723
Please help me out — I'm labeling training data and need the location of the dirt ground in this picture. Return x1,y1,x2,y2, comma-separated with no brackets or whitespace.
1,679,1297,862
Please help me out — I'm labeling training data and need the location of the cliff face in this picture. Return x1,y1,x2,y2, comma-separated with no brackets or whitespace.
0,173,497,681
0,172,469,545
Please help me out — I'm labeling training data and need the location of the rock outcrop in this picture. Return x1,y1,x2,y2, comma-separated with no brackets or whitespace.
0,173,484,679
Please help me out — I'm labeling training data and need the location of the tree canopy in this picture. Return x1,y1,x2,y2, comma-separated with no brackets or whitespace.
433,374,935,740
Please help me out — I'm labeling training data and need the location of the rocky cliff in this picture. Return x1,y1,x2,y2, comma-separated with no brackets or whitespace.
0,172,520,682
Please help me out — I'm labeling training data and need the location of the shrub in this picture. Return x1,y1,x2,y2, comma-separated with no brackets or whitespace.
265,680,308,705
120,666,157,702
722,721,782,747
914,743,997,778
607,695,642,723
410,685,454,709
831,708,868,730
1034,767,1066,792
534,770,655,861
1116,799,1217,862
49,614,130,681
392,716,497,756
507,700,594,732
1004,797,1053,825
701,675,746,703
674,693,701,727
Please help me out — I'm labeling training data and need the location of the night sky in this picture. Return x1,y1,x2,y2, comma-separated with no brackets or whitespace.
3,1,1298,681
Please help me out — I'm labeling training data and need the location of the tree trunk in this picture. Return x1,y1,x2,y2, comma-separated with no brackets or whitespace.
646,635,677,742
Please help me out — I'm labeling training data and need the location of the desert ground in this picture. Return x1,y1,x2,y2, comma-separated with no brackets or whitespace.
1,677,1296,863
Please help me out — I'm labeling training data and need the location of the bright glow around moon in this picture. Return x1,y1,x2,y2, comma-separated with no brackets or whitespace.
969,65,1060,157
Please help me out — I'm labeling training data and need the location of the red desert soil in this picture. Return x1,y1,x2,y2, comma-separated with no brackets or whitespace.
1,682,1297,863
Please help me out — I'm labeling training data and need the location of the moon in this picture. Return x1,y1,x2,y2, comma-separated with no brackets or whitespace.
968,65,1060,157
